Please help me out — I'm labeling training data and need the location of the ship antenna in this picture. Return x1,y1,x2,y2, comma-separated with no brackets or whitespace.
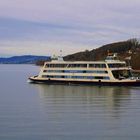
60,50,62,58
58,50,64,61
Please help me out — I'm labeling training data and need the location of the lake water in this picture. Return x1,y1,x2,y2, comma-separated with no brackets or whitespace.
0,65,140,140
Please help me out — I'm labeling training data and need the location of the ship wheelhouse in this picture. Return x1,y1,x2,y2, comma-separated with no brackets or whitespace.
105,54,133,80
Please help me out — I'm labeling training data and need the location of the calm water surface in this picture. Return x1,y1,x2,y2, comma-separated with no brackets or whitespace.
0,65,140,140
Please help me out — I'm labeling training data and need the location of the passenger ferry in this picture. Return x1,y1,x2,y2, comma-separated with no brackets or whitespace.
29,54,140,86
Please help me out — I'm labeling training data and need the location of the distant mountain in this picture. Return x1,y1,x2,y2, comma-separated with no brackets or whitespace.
0,55,51,64
64,39,140,70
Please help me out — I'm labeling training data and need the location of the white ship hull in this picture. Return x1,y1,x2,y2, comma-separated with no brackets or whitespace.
29,54,140,86
29,76,140,86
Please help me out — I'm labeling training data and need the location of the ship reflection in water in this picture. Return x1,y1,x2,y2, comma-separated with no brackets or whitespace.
33,84,140,139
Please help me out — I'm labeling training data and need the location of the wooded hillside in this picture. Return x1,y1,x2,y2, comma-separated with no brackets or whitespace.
64,39,140,70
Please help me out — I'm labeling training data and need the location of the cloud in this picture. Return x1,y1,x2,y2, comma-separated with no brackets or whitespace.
0,0,140,56
0,0,140,24
0,40,94,56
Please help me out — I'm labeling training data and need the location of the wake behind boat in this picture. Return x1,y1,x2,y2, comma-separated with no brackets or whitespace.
29,54,140,86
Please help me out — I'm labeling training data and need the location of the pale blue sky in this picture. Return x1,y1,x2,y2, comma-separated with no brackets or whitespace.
0,0,140,56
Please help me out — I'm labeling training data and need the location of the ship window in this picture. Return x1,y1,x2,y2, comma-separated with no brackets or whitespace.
94,76,104,79
93,76,110,80
42,75,47,78
94,71,108,74
65,76,71,78
47,64,67,68
71,76,91,79
46,63,88,68
103,77,110,80
45,64,50,67
54,76,62,78
42,75,110,80
108,63,126,68
67,64,87,68
43,70,108,74
112,70,132,79
42,75,54,78
64,70,82,73
89,64,106,68
43,70,47,72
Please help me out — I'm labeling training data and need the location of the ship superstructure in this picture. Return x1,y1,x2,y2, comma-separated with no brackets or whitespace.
29,54,140,86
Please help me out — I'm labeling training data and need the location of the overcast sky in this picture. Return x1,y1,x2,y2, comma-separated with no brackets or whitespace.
0,0,140,56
